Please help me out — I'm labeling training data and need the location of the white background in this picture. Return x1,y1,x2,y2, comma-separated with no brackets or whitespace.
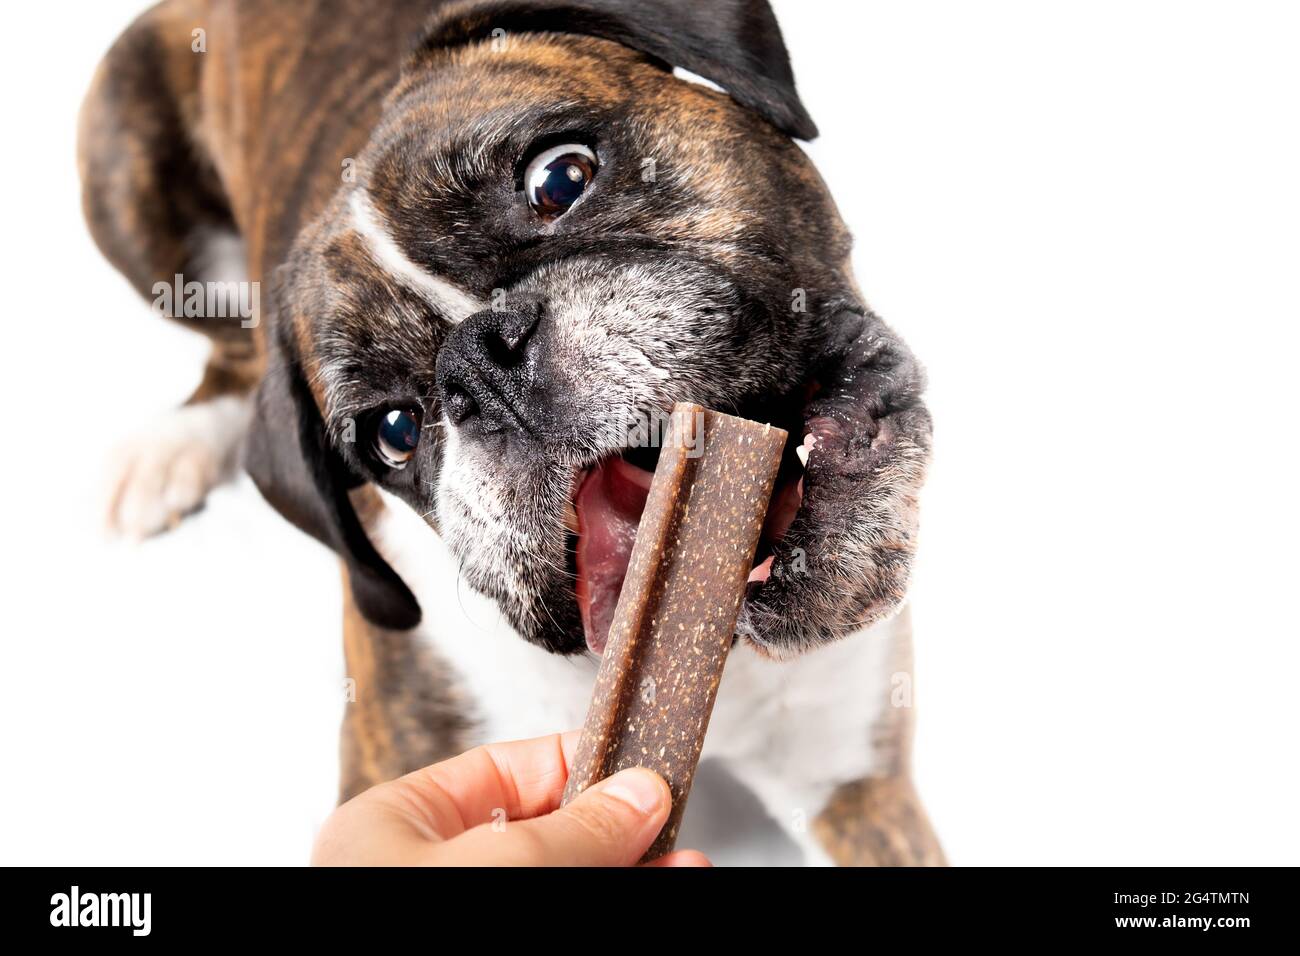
1,1,1297,865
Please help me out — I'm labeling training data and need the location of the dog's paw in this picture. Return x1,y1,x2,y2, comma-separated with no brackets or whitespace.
105,396,252,540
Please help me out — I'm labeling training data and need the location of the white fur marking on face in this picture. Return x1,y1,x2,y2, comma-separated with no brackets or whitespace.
348,191,483,323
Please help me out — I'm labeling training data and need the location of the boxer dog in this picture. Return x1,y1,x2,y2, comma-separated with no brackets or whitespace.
80,0,944,864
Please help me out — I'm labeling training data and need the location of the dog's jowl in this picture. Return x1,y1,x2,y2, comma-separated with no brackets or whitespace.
79,0,943,865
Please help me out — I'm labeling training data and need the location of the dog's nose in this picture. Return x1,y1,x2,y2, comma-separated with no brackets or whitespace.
435,307,546,438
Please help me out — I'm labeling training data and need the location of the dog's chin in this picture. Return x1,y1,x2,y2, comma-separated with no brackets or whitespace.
569,406,807,656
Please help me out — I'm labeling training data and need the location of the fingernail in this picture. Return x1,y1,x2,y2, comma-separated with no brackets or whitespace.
598,768,666,815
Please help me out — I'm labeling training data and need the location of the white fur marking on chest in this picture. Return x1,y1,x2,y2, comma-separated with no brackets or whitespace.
372,486,597,743
370,488,897,806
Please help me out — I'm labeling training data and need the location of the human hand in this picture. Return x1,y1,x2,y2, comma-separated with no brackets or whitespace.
311,731,711,866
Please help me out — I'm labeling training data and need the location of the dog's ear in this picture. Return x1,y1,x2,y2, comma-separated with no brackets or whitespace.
245,331,422,631
420,0,817,139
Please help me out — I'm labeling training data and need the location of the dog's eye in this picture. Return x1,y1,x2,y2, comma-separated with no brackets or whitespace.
524,143,598,218
374,408,421,468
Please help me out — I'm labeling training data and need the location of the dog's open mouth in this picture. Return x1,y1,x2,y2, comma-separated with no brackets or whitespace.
570,436,807,654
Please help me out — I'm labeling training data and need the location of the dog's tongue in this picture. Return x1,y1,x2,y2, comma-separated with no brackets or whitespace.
574,456,653,654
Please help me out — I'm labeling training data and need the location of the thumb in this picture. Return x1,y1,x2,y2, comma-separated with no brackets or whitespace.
447,767,672,866
519,768,672,866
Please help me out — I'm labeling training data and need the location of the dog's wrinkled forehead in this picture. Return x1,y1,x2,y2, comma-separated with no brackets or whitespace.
365,33,806,285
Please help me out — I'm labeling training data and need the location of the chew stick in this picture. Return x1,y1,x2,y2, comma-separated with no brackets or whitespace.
562,402,787,860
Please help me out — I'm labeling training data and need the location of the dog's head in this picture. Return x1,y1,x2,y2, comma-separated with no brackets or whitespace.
248,0,931,657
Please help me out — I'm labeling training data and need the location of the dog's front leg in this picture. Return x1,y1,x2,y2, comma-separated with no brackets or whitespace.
717,608,945,866
715,761,944,866
80,2,258,539
812,774,947,866
337,572,470,802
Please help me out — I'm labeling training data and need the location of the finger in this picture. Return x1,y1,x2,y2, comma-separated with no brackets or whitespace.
376,731,580,838
433,767,671,866
311,796,434,866
641,849,713,868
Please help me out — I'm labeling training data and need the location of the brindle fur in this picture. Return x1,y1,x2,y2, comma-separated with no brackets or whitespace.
79,0,943,864
339,572,471,801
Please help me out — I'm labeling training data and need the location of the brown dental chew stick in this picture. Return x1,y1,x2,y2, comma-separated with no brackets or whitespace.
562,402,787,861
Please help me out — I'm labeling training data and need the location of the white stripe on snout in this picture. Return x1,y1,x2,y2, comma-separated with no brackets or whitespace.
349,190,483,322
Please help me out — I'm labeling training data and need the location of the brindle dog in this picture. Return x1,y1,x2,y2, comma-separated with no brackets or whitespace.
80,0,944,865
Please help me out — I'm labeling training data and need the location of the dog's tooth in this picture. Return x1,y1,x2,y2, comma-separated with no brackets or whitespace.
795,432,818,467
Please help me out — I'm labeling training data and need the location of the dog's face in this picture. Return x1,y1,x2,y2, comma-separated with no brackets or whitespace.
249,1,931,659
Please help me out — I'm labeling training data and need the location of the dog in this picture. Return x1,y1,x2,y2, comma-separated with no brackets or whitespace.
80,0,944,865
